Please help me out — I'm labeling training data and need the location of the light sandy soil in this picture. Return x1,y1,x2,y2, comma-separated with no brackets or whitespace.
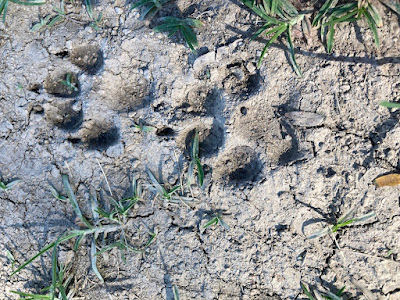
0,0,399,299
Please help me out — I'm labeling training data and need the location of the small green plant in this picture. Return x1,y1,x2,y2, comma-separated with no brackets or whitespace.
379,101,400,108
10,174,155,297
0,177,21,191
173,285,180,300
380,0,400,15
84,0,102,30
153,17,202,51
96,176,142,223
307,207,376,239
132,120,155,133
5,249,16,271
301,281,345,300
241,0,304,76
146,169,194,204
49,184,68,202
187,131,204,187
31,0,66,31
131,0,170,20
12,262,75,300
0,0,45,23
61,73,78,92
203,214,230,230
313,0,383,53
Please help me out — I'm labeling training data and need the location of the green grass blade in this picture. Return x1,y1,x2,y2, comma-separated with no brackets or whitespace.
90,239,104,282
192,131,200,158
167,28,179,38
287,27,302,76
252,22,273,40
195,158,204,186
362,8,379,48
329,2,357,17
131,0,148,10
324,291,343,300
144,232,157,248
368,3,383,27
312,0,338,26
0,0,8,23
146,168,166,195
257,24,287,67
181,24,198,51
140,4,158,20
281,0,298,16
169,185,181,195
58,285,68,300
307,226,330,239
241,0,283,24
271,0,277,16
62,175,93,229
5,179,21,190
337,207,356,224
332,219,357,232
337,286,346,296
218,217,230,230
11,0,45,5
48,184,67,201
10,291,51,299
10,227,114,277
262,0,271,15
301,282,316,300
84,0,92,19
95,241,126,256
185,18,202,27
173,285,180,300
326,23,335,53
330,10,358,25
90,193,99,224
379,101,400,108
353,211,376,223
153,22,180,32
187,161,194,186
11,242,57,276
73,233,85,251
203,217,218,228
50,244,58,300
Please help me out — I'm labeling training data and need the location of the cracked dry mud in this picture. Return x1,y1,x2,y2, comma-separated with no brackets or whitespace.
0,0,400,299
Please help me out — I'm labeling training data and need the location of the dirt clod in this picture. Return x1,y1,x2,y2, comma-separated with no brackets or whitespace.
70,44,103,74
232,102,292,164
44,71,80,98
185,85,210,112
44,100,83,130
213,145,262,183
99,71,149,111
79,119,120,150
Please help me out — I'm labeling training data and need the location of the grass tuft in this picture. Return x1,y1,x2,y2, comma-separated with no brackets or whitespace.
153,17,202,52
203,214,229,230
316,0,383,53
131,0,170,20
308,207,376,239
241,0,303,76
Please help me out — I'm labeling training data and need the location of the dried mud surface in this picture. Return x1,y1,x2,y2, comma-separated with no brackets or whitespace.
0,0,400,299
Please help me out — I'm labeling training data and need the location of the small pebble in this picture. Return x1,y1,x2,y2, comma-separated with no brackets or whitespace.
114,6,123,14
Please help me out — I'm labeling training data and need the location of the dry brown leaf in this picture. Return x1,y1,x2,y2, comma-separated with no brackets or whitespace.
374,174,400,187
